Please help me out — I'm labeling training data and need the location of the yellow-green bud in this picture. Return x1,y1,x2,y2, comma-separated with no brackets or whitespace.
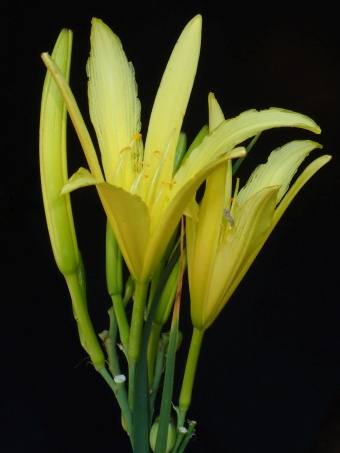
149,418,176,453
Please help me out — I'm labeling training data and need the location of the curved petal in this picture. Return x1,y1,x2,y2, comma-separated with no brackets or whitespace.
87,18,142,188
237,140,323,206
174,108,321,192
142,147,246,281
97,184,150,280
61,167,150,280
272,154,332,231
192,186,279,330
143,15,202,206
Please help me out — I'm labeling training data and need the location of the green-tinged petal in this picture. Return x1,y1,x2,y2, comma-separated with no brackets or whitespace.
61,167,102,194
272,154,332,231
190,164,228,312
237,140,323,206
40,29,78,275
142,147,246,281
87,18,142,188
192,186,279,330
41,53,104,181
174,108,321,193
208,155,331,318
187,93,228,311
144,15,202,206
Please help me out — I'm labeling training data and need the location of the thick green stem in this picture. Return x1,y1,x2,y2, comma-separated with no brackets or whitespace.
65,272,105,370
177,327,204,429
128,281,149,363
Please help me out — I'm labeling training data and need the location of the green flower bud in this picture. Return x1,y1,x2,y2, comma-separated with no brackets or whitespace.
149,418,176,453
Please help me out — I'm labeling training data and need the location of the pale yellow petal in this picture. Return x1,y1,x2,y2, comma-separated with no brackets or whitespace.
41,53,103,181
272,154,332,231
174,108,321,192
143,15,202,206
237,140,322,207
142,149,245,281
87,18,142,188
192,186,279,330
61,167,102,194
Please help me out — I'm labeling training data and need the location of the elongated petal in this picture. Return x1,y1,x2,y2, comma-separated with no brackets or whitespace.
142,147,246,281
143,15,202,204
237,140,323,206
87,18,142,187
62,167,150,280
40,29,79,275
173,108,321,193
272,154,332,230
192,186,279,330
41,53,104,182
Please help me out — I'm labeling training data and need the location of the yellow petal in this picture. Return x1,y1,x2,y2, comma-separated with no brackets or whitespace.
144,15,202,204
237,140,323,206
87,18,142,188
96,184,150,281
61,167,102,194
142,148,246,281
272,154,332,231
174,108,321,191
41,53,104,181
192,186,279,330
61,167,150,280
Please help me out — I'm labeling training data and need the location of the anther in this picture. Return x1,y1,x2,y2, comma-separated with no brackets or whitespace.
162,180,176,185
131,133,142,140
135,161,150,167
120,146,131,154
153,150,164,157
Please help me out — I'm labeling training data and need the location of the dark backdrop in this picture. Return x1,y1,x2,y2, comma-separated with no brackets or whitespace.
2,1,339,452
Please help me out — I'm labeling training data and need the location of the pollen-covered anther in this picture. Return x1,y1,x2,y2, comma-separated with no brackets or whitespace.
131,133,142,141
230,197,239,207
120,146,132,154
153,150,164,157
135,161,150,167
162,180,176,185
143,174,149,179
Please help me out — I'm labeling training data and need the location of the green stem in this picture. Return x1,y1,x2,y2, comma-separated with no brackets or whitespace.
128,280,149,409
150,332,169,417
177,327,204,429
128,360,136,410
147,322,162,384
65,272,105,370
128,281,149,363
106,307,121,377
97,365,133,445
111,294,130,352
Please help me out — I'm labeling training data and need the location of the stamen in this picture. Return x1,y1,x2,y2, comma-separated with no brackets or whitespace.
131,133,142,141
230,197,239,207
120,146,131,154
135,161,150,168
153,150,164,157
162,180,176,185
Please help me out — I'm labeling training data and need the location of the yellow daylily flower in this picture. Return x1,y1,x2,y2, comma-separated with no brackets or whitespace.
187,94,331,331
41,16,322,285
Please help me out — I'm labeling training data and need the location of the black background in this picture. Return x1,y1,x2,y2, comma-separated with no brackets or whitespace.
2,1,340,452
